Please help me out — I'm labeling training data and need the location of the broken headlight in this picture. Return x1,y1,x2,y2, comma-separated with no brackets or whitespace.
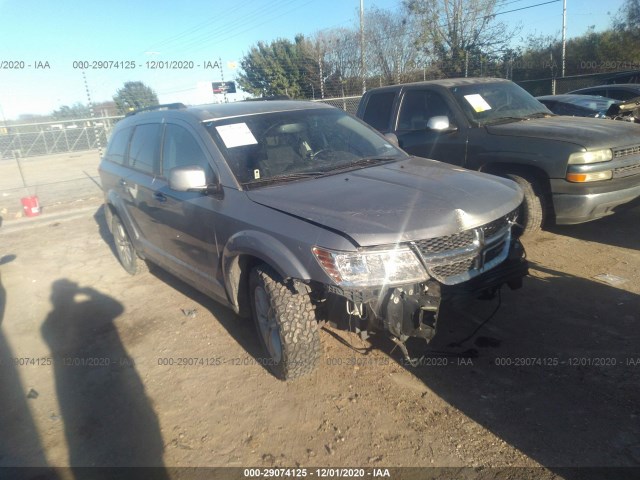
312,246,428,287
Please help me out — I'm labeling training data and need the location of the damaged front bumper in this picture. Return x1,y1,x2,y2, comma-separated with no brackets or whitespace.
324,237,528,343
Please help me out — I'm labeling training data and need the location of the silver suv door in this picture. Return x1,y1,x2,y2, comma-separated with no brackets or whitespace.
121,123,166,259
152,122,224,295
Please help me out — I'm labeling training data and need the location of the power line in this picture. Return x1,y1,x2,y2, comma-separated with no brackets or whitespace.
490,0,561,17
497,0,539,7
153,0,314,56
143,0,260,53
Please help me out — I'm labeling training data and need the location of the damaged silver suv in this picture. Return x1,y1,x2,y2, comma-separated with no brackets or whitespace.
99,100,528,380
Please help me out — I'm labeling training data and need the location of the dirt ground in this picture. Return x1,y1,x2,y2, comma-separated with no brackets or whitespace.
0,201,639,479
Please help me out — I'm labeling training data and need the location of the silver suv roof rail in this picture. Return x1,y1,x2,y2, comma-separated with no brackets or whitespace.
125,103,187,116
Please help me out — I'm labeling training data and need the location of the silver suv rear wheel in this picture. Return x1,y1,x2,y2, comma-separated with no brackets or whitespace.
112,214,148,275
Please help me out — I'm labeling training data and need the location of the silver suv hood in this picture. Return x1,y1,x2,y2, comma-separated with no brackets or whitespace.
246,157,523,247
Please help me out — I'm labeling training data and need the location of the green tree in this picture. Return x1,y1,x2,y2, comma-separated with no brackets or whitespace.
237,36,316,98
113,81,159,114
52,102,91,119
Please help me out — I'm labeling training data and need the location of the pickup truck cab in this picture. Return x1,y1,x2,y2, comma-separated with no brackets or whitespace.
356,78,640,234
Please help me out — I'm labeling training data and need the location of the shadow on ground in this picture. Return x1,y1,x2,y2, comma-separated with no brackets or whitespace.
91,202,640,477
370,258,640,478
0,256,60,479
93,205,117,260
40,279,170,479
92,204,269,378
548,202,640,250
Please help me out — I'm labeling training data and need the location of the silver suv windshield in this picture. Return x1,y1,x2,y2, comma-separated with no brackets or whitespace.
204,107,406,186
450,82,552,126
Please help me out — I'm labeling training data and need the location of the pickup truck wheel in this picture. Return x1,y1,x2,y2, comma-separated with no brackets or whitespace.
506,173,545,236
112,214,148,275
249,265,321,380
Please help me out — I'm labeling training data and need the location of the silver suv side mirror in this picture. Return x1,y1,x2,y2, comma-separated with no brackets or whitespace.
169,166,216,193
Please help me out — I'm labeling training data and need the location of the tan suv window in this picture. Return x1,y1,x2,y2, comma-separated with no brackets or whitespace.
162,124,208,175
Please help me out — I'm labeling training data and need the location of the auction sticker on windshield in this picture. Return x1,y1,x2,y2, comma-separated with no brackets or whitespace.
464,94,492,113
216,123,258,148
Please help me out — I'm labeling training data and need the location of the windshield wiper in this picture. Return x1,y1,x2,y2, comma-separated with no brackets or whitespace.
526,112,553,118
319,156,398,174
482,116,529,126
484,112,553,126
244,171,325,187
243,157,398,187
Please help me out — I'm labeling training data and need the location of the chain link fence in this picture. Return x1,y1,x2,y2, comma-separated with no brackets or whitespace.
0,101,368,162
313,96,362,114
0,116,123,160
2,68,636,163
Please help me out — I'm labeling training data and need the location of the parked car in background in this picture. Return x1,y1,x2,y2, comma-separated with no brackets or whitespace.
537,94,640,123
536,94,617,118
568,84,640,101
356,78,640,235
99,101,528,380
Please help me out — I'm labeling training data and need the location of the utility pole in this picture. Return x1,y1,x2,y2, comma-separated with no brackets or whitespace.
561,0,567,78
219,57,228,103
465,50,469,78
360,0,366,94
82,71,102,157
319,55,325,99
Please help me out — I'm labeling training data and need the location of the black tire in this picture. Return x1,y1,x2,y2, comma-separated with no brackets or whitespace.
112,214,148,275
506,173,545,236
249,265,321,380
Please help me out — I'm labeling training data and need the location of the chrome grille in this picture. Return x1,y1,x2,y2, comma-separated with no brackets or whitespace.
614,145,640,158
613,163,640,178
431,258,475,279
415,230,475,254
481,209,518,238
415,208,517,285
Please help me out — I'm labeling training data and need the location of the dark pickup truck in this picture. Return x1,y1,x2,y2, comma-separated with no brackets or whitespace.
356,78,640,234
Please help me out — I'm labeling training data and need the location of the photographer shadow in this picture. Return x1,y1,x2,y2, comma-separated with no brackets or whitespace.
41,279,169,479
0,255,60,479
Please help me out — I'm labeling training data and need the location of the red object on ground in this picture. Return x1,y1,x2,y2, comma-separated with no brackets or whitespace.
21,195,40,217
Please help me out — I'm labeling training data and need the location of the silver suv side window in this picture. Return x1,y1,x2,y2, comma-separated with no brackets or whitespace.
105,127,132,165
162,124,208,175
129,124,162,175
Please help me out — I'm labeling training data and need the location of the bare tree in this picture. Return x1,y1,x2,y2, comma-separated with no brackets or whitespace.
405,0,518,75
311,28,361,97
365,7,423,85
614,0,640,34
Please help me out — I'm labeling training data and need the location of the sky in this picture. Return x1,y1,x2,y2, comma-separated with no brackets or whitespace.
0,0,626,120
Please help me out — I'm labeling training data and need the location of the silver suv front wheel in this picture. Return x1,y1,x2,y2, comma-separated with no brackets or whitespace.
249,264,321,380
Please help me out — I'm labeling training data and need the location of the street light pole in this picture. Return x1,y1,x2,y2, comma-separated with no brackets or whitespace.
360,0,366,94
562,0,567,78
